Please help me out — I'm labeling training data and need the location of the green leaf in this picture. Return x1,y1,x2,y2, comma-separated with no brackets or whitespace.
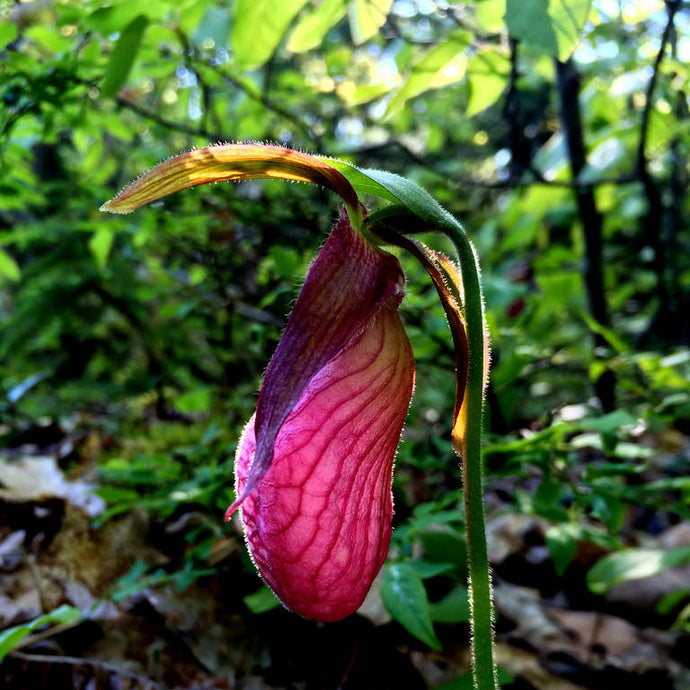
505,0,592,60
419,525,468,572
429,586,470,623
549,0,592,59
588,547,690,595
194,7,231,50
381,563,442,650
243,585,281,613
348,0,393,45
407,560,456,580
546,523,579,576
232,0,309,70
88,228,114,270
0,21,18,49
0,247,20,282
0,605,81,661
505,0,558,56
475,0,506,33
287,0,347,53
534,475,562,512
83,1,161,35
590,492,624,532
326,160,458,230
579,409,637,434
466,50,509,116
386,30,471,115
100,15,148,98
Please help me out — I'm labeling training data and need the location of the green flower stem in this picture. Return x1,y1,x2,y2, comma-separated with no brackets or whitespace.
443,224,496,690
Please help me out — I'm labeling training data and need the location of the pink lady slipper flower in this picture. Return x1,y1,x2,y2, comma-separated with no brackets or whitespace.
102,144,467,622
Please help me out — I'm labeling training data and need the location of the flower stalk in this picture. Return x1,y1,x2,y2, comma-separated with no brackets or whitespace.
445,225,496,690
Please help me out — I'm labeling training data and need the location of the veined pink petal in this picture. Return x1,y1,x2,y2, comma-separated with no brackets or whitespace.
228,213,415,621
235,299,414,621
226,210,407,514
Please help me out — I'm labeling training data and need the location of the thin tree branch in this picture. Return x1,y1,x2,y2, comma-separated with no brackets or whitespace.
205,62,319,145
115,95,226,141
636,0,681,172
555,57,615,410
175,28,222,138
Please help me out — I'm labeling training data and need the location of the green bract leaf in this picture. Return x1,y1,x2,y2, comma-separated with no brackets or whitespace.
326,160,458,229
100,15,148,98
0,605,81,661
587,547,690,595
381,563,442,650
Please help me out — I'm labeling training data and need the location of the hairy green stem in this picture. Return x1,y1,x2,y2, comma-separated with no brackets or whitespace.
444,224,496,690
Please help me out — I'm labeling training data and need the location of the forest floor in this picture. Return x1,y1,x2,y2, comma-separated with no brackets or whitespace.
1,417,689,690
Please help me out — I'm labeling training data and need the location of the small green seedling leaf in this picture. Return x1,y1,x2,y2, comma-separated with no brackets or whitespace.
243,585,281,614
587,547,690,595
546,523,579,576
0,605,81,661
381,563,442,650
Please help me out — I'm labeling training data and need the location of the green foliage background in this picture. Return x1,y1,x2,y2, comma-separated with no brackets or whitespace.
1,0,690,679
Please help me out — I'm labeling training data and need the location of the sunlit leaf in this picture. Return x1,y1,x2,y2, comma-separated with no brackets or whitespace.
549,0,593,59
466,50,509,116
348,0,393,44
386,30,472,115
232,0,309,70
0,21,17,49
287,0,347,53
587,547,690,595
506,0,559,55
475,0,506,33
506,0,592,60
